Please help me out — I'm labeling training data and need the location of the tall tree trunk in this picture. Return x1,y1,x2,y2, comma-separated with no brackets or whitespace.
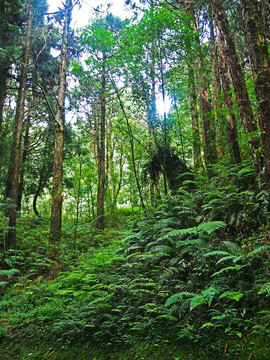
5,6,32,249
188,62,203,171
210,0,262,174
241,0,270,180
96,59,106,230
216,27,241,165
0,67,8,137
186,0,217,165
74,143,82,247
209,9,225,159
195,46,217,166
17,100,32,213
49,0,72,243
173,92,185,162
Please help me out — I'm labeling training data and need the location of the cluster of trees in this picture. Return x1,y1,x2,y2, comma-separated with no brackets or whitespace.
0,0,269,249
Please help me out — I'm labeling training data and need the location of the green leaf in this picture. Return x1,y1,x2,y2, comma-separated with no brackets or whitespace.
165,292,194,307
201,322,215,328
258,283,270,295
219,291,244,301
212,264,248,276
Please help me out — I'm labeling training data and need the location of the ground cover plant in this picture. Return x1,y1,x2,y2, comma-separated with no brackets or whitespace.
1,160,270,359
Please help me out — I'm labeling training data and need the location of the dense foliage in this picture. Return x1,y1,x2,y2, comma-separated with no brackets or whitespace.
0,0,270,358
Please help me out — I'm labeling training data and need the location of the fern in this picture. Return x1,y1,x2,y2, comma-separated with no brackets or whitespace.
203,251,230,258
150,245,173,254
176,238,206,249
197,221,226,234
223,241,241,254
216,255,243,265
0,269,20,278
258,283,270,296
160,267,180,281
190,286,217,310
247,245,269,257
212,264,248,277
219,291,244,301
165,221,226,240
165,292,195,307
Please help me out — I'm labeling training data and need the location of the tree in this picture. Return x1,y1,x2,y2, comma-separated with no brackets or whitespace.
216,26,241,165
240,0,270,180
210,0,262,174
5,3,32,249
49,0,74,243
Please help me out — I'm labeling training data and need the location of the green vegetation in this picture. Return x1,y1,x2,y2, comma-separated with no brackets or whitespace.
1,0,270,358
1,160,270,359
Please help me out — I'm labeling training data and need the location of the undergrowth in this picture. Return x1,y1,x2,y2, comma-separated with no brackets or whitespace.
0,160,270,359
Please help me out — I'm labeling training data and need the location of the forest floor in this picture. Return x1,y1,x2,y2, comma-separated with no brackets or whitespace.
1,193,270,360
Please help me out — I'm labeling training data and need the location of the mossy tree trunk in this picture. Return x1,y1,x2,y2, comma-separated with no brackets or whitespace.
216,27,241,165
210,0,262,174
241,0,270,180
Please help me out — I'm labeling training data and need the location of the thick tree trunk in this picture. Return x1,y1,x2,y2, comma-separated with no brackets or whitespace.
5,7,32,249
210,0,262,173
49,0,72,243
216,27,241,165
241,0,270,179
96,59,106,230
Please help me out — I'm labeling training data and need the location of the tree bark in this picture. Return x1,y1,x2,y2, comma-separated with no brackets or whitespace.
209,9,225,159
17,100,32,213
0,67,8,137
216,27,241,165
49,0,72,243
241,0,270,179
5,6,32,249
210,0,262,173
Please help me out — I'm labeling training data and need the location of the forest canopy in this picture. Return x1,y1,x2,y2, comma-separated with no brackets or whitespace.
0,0,270,358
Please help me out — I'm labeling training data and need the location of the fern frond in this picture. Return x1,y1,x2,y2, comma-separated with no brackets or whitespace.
203,251,230,258
219,291,244,301
197,221,226,234
212,264,248,277
258,283,270,295
161,267,179,280
216,255,243,265
151,245,173,254
165,292,195,307
223,241,241,254
122,233,142,244
190,286,217,310
176,238,206,249
164,227,197,239
247,246,269,257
